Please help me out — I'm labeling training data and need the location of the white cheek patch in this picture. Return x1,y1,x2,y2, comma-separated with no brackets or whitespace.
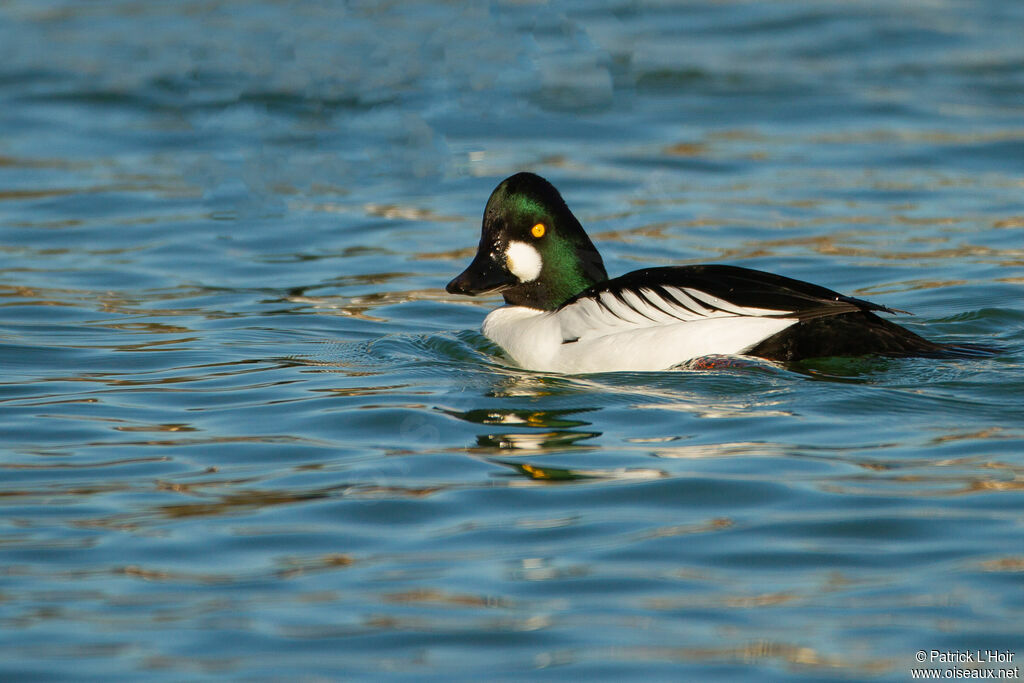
505,241,543,283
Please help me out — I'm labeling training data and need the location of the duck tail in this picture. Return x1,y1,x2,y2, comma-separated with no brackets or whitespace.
930,341,1002,359
748,311,1000,362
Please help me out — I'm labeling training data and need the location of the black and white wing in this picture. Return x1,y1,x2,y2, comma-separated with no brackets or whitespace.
556,264,899,343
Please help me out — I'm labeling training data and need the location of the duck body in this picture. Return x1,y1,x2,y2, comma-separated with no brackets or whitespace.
447,173,965,374
480,264,943,373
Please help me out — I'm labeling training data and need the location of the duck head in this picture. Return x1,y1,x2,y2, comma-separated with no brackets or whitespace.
446,173,608,310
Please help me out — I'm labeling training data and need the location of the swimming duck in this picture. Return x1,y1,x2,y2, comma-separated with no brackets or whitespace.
446,172,960,373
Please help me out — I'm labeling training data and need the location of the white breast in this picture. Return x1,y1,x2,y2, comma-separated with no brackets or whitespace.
482,306,564,371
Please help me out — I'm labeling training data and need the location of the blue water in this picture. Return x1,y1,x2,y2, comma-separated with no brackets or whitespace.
2,1,1023,680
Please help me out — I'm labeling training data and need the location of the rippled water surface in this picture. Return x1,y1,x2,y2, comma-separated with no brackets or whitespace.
2,1,1023,680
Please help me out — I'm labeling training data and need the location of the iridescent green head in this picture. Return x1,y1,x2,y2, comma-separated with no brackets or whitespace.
446,173,608,310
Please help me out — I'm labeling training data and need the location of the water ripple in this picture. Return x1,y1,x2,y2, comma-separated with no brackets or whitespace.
2,0,1024,680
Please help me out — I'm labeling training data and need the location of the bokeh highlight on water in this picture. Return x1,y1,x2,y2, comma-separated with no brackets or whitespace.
1,1,1023,680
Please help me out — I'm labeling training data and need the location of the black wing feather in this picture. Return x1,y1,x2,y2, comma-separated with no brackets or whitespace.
559,264,900,320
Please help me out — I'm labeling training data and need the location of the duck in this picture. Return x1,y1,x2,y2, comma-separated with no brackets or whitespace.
446,172,976,373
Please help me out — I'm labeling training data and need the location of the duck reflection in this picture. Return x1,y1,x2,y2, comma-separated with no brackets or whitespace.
440,407,601,451
442,406,668,482
491,458,666,482
475,430,599,450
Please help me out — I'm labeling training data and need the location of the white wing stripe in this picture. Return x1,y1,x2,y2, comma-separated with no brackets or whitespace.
620,289,662,322
682,287,790,317
558,284,797,343
598,291,645,323
637,288,688,321
658,286,711,317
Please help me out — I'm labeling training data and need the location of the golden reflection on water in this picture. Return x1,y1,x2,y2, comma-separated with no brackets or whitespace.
977,557,1024,572
382,587,509,608
821,472,1024,497
0,154,84,169
113,423,196,433
568,641,894,675
646,590,801,611
809,127,1024,145
276,553,357,579
0,184,155,201
632,517,733,540
1,456,170,470
285,287,454,321
112,565,232,585
595,220,1024,269
292,198,462,224
2,282,236,320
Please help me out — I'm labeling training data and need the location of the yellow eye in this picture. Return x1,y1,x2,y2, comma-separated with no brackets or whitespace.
531,223,546,238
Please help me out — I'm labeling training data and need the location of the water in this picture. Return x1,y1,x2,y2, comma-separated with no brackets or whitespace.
2,1,1023,680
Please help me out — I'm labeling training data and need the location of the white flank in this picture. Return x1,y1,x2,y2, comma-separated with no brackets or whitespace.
481,291,801,373
505,241,543,282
